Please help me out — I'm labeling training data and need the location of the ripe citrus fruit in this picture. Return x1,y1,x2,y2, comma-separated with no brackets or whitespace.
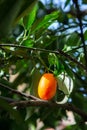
38,73,57,100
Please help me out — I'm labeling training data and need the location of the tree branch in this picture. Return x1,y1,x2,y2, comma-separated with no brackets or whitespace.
0,83,40,101
0,43,87,73
67,9,87,17
0,82,87,121
73,0,87,68
10,100,87,121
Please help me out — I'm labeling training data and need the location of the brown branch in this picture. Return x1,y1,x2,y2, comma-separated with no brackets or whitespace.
0,44,87,73
10,100,87,121
0,83,40,101
73,0,87,68
66,9,87,17
0,83,87,121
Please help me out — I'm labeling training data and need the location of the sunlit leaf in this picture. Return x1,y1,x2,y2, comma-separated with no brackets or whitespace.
23,3,38,29
31,11,59,33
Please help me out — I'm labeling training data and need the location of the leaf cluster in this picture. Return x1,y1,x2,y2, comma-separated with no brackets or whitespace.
0,0,87,130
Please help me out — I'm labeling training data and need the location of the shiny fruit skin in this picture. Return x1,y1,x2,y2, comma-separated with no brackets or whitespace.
38,73,57,100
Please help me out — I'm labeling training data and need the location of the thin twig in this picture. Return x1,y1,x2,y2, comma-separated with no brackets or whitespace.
73,0,87,68
0,95,17,103
0,43,87,73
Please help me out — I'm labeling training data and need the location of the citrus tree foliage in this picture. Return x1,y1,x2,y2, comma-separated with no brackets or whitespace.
0,0,87,130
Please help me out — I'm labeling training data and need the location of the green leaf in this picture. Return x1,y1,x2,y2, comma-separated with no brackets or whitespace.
15,0,38,22
31,11,59,33
84,30,87,40
66,32,80,46
22,39,34,47
23,3,38,29
30,69,41,97
56,73,73,104
57,73,73,95
48,53,58,66
58,11,68,24
48,53,64,75
64,0,70,8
